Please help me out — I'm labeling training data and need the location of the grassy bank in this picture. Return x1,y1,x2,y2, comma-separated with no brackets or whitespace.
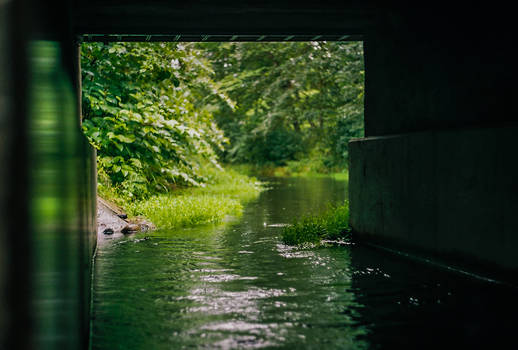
99,167,264,230
282,203,351,245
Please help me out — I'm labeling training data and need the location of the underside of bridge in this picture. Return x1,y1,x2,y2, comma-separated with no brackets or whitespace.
1,0,516,348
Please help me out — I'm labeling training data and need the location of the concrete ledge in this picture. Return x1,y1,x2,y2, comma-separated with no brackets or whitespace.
349,125,518,273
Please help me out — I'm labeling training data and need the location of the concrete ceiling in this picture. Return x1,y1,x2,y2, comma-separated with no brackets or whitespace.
73,1,374,42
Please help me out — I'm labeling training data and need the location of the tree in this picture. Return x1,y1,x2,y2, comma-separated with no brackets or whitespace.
198,41,364,168
81,42,231,199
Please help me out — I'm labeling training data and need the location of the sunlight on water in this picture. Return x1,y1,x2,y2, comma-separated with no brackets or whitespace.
92,177,518,349
92,177,368,349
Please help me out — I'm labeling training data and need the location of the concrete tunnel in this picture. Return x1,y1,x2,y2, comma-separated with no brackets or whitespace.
1,0,516,348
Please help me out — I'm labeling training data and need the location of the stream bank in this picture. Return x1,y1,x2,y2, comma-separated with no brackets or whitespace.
97,196,155,237
96,168,263,238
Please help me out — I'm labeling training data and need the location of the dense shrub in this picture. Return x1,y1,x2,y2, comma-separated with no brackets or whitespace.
81,42,231,199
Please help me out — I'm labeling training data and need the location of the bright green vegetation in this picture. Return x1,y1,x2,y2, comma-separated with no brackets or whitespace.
81,41,363,199
282,203,350,245
125,167,262,229
82,42,232,199
231,162,349,180
201,41,364,171
128,195,240,229
81,41,362,228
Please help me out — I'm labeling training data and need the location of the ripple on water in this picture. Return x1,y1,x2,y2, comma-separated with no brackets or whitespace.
92,177,372,350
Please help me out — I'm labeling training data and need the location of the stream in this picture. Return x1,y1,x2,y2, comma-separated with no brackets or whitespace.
92,177,518,349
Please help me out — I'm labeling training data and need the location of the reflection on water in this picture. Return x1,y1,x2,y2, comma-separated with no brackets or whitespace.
92,177,367,349
92,177,518,349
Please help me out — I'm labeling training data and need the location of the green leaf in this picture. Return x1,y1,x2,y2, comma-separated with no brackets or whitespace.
116,135,135,143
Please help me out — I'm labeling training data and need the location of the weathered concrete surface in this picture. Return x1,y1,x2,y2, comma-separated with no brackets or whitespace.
0,1,12,346
73,0,370,37
97,197,156,243
349,126,518,271
349,4,518,276
363,5,516,137
97,197,128,235
1,1,32,349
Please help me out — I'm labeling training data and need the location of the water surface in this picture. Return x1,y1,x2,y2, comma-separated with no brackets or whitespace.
92,177,518,349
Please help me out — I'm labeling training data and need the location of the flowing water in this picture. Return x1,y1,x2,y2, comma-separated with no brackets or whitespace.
92,177,518,349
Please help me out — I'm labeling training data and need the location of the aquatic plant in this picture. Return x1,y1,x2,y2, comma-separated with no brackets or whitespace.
282,203,350,245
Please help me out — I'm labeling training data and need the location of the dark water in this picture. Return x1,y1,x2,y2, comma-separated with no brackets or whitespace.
92,177,518,349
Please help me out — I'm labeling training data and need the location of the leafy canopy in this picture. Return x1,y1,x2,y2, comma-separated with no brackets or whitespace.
81,41,364,200
198,41,364,169
82,42,231,199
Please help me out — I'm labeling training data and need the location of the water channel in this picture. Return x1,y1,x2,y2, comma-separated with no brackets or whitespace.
92,177,518,349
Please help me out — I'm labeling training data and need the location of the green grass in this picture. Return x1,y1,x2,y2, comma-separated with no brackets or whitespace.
289,171,349,182
126,194,243,229
185,166,264,203
98,179,128,210
230,162,348,181
282,203,351,245
100,166,264,230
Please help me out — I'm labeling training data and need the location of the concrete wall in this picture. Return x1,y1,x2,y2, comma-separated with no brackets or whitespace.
27,40,97,349
350,126,518,270
0,0,13,346
363,5,516,136
0,1,97,348
351,4,518,273
0,0,32,348
73,0,369,37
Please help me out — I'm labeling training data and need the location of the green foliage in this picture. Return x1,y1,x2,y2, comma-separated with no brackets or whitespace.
282,203,350,245
125,166,263,229
81,42,231,199
198,41,364,168
186,167,264,203
235,128,304,165
229,162,348,180
82,41,363,203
